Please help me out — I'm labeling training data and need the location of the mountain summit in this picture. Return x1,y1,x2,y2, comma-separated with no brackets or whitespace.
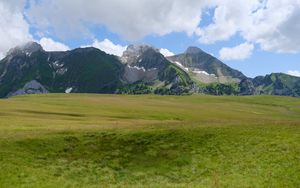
121,44,159,65
7,42,43,56
167,46,246,84
185,46,203,54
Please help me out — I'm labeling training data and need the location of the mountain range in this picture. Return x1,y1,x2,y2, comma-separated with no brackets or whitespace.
0,42,299,98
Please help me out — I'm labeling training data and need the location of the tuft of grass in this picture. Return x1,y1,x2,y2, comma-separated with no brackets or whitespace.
0,94,299,187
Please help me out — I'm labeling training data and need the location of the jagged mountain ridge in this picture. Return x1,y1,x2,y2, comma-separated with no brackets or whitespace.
0,42,299,97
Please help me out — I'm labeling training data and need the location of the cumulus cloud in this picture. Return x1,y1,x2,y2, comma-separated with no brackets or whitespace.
160,48,174,57
0,0,32,57
198,0,300,53
83,39,127,56
243,0,300,53
39,37,70,51
197,0,260,44
26,0,208,40
287,70,300,77
219,42,254,61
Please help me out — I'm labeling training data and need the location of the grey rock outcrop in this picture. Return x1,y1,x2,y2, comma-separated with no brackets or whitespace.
123,65,158,83
7,80,48,97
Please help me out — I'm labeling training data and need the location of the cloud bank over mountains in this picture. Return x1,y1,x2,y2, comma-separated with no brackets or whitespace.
0,0,300,63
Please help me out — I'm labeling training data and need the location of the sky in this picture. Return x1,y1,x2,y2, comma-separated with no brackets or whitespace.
0,0,300,78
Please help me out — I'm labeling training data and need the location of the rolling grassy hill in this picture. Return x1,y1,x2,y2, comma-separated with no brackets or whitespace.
0,94,300,187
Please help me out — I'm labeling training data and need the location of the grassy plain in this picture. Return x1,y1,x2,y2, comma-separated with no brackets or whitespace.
0,94,299,187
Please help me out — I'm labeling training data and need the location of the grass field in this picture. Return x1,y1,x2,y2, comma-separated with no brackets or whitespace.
0,94,299,187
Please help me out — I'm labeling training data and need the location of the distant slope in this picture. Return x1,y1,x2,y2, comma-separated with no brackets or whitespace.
240,73,300,96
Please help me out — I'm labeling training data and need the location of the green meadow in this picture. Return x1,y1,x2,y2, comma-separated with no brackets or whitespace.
0,94,299,187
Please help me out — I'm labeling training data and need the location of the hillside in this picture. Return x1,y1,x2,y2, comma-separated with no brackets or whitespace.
0,94,299,187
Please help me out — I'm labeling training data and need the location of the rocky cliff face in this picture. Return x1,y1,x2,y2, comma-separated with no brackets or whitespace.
121,45,161,83
121,45,158,65
123,65,159,83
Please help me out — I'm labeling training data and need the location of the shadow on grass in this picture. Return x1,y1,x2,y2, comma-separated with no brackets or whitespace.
17,109,85,117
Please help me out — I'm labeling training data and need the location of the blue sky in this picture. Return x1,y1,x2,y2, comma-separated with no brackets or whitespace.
1,0,300,78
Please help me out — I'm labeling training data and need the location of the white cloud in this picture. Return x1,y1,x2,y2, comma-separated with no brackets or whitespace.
0,0,32,57
160,48,174,57
219,42,254,61
198,0,300,53
83,39,127,56
39,37,70,51
287,70,300,77
197,0,260,44
240,0,300,53
27,0,208,40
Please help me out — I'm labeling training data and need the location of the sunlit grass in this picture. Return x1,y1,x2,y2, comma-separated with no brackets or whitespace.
0,94,299,187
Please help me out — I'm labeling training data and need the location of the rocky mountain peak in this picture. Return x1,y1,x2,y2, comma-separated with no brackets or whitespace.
185,46,203,54
7,41,43,56
126,44,158,54
121,44,159,64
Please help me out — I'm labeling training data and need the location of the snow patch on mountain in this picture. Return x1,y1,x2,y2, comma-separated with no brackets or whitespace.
174,61,189,72
65,87,73,93
192,70,216,77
